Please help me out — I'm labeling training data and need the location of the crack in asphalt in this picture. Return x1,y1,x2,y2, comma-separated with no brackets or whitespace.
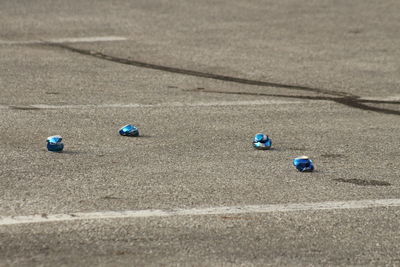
187,89,400,116
44,43,400,116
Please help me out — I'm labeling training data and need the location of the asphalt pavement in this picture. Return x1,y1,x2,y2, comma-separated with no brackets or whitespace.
0,0,399,266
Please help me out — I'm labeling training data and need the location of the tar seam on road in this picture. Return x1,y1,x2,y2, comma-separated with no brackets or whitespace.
189,89,400,116
43,43,400,116
1,199,400,226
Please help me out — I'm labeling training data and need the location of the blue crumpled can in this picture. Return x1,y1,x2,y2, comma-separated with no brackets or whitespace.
46,135,64,152
252,133,272,150
293,156,314,172
119,124,140,137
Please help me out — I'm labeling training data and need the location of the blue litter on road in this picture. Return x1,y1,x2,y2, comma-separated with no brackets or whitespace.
293,156,314,172
252,133,272,150
46,135,64,152
119,124,140,137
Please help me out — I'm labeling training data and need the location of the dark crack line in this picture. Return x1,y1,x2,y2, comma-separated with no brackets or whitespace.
334,97,400,116
185,89,336,101
43,43,399,116
359,99,400,105
191,89,400,116
43,43,354,98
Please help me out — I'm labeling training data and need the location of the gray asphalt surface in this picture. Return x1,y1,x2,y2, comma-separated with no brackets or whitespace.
1,0,400,266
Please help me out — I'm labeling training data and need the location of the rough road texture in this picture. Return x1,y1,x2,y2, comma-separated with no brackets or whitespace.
0,0,399,266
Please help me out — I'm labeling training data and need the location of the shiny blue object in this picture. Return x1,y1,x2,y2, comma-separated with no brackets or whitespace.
252,133,272,150
119,124,139,137
46,135,64,152
293,156,314,172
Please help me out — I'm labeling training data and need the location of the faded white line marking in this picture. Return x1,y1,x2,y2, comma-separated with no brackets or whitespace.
0,36,127,45
361,95,400,101
1,100,302,110
47,36,127,43
1,199,399,226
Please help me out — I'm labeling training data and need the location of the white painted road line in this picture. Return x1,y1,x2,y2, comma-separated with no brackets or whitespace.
31,100,302,108
1,199,400,226
1,100,303,110
361,95,400,101
0,36,127,45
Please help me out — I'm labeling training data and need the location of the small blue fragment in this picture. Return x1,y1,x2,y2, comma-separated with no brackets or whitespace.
293,156,314,172
252,133,272,150
119,124,140,137
46,135,64,152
